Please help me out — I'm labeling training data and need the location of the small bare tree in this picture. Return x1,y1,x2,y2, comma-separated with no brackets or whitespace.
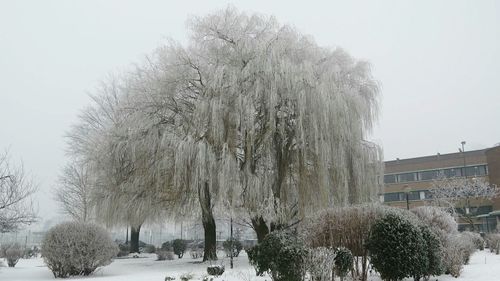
55,160,94,222
430,176,499,230
0,151,37,232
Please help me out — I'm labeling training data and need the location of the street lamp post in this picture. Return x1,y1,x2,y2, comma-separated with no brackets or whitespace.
404,185,410,210
461,141,467,178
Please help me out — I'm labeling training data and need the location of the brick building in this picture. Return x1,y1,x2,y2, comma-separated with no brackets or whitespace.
382,144,500,232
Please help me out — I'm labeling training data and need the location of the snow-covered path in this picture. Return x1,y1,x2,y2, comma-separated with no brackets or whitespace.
1,250,499,281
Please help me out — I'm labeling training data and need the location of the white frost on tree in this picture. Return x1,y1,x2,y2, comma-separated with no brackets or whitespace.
64,7,383,258
55,160,94,222
0,151,37,232
430,175,499,229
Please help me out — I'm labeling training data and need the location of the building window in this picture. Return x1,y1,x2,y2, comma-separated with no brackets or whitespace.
476,205,493,215
418,170,438,181
444,168,461,178
384,193,401,202
465,165,487,177
407,191,420,200
398,172,416,183
384,174,397,184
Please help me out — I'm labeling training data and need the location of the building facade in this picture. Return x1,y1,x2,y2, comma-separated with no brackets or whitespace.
382,145,500,232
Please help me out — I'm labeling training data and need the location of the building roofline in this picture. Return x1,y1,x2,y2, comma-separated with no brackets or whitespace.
385,148,487,166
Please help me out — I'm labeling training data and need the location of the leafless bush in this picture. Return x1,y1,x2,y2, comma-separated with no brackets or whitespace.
190,248,204,259
0,151,37,232
41,221,118,278
301,204,387,281
461,231,484,250
443,233,476,277
305,247,336,281
486,233,500,254
1,243,22,267
156,250,174,261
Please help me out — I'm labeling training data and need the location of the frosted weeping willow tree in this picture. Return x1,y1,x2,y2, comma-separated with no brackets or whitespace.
66,78,172,253
65,7,383,258
156,7,384,241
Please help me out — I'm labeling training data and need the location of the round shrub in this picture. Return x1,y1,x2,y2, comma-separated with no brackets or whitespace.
223,237,243,257
161,241,172,251
366,213,428,281
172,239,187,258
207,264,225,276
156,250,174,261
486,233,500,254
247,230,307,281
3,243,22,267
420,225,443,278
444,234,474,277
334,247,353,279
41,221,118,278
144,244,156,253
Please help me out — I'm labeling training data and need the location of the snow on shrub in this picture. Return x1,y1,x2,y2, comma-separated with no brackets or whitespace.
366,212,429,281
411,206,458,241
190,247,204,259
173,239,187,258
156,250,174,261
461,231,484,250
41,221,118,278
334,247,353,280
305,247,336,281
144,244,156,253
420,225,444,278
301,204,387,281
207,264,225,276
1,243,22,267
180,272,194,281
247,230,307,281
486,233,500,254
442,232,476,277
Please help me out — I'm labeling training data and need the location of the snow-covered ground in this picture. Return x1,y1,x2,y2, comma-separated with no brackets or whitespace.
1,250,499,281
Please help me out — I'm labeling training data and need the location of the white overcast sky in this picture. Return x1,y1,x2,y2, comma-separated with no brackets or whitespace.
1,0,499,223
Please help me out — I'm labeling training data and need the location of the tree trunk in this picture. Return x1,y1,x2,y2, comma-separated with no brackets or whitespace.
200,182,217,261
130,224,141,253
251,216,270,243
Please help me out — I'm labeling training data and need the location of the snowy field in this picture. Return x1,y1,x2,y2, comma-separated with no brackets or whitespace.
1,250,499,281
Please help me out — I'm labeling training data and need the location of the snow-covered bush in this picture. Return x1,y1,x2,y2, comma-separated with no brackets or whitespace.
461,231,484,250
41,222,118,278
420,225,444,278
486,233,500,254
458,233,476,264
207,264,225,276
442,233,476,277
302,204,386,281
305,247,336,281
180,272,194,281
247,230,307,281
156,250,174,261
144,244,156,253
23,246,40,259
173,239,187,258
223,237,242,257
116,243,130,257
411,206,458,242
190,248,204,259
334,247,353,280
2,243,22,267
161,241,172,251
366,212,428,281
